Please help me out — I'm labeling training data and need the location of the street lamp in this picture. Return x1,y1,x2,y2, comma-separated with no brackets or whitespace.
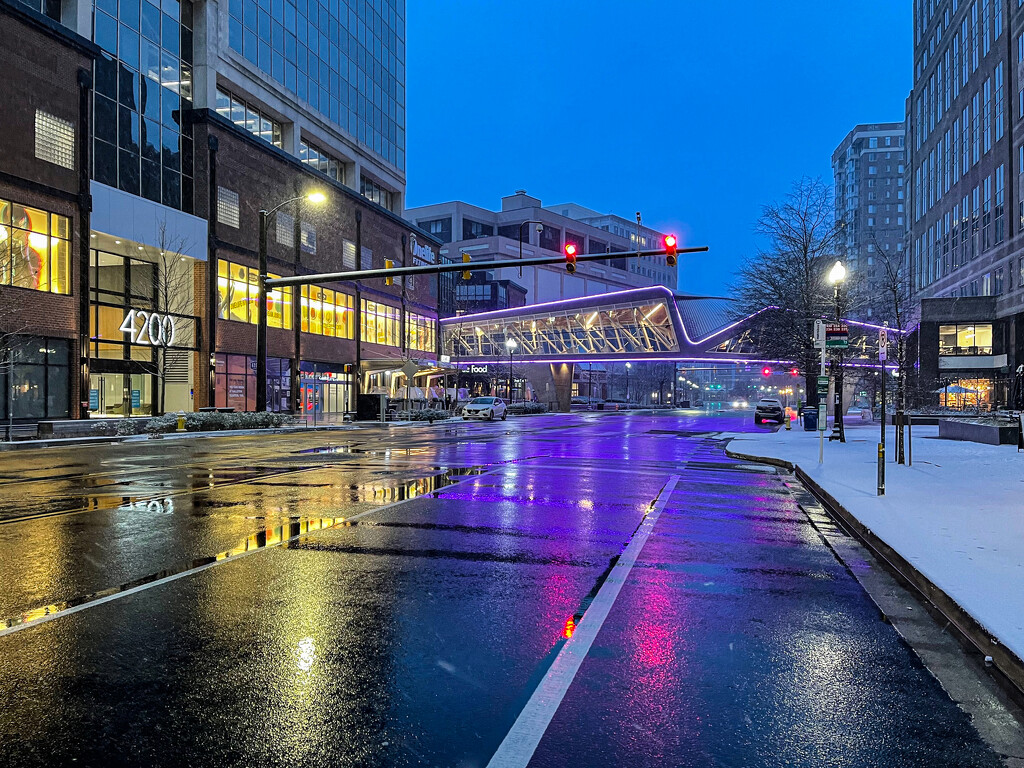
506,337,517,402
828,259,847,443
625,362,632,403
256,191,327,412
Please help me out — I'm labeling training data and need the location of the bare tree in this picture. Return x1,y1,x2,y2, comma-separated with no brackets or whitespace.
733,176,851,408
134,221,197,415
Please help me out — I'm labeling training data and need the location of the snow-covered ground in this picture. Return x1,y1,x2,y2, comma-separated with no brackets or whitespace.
724,420,1024,663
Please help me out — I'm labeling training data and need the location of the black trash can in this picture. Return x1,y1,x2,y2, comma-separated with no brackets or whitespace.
803,407,818,432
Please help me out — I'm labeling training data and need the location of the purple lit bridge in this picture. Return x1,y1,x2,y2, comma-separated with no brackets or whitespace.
439,286,899,409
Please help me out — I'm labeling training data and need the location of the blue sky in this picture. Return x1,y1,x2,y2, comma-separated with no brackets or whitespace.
405,1,911,296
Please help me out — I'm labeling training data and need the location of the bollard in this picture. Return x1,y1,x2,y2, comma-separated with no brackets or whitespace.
176,410,186,433
785,408,792,430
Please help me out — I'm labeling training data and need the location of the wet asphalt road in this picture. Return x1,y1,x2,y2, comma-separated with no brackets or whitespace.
0,411,1008,767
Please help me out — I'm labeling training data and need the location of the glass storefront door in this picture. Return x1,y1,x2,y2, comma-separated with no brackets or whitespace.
90,373,154,417
92,374,126,416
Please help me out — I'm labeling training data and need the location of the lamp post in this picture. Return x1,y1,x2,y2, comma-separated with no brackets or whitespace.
518,220,544,278
506,338,517,402
828,259,847,443
625,362,631,403
256,191,326,412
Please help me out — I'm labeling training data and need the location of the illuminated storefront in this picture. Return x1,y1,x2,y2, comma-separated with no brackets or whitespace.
299,361,353,419
0,200,71,294
213,354,290,412
88,245,200,417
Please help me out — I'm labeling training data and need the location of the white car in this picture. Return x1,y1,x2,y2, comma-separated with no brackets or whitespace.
462,396,507,421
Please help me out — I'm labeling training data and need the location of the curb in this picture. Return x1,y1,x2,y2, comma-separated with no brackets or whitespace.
725,441,1024,704
0,423,359,452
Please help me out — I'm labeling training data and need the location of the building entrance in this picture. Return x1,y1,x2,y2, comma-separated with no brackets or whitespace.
90,372,154,417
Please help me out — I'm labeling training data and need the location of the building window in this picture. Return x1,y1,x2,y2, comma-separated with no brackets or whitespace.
995,164,1005,244
995,267,1005,294
34,111,75,170
217,187,240,228
216,259,292,329
0,198,71,294
224,0,406,171
360,299,400,346
214,353,290,413
300,139,346,185
300,221,316,254
215,88,283,148
360,176,395,211
0,336,70,420
406,312,437,353
300,285,354,339
938,324,993,355
276,212,294,247
92,0,194,211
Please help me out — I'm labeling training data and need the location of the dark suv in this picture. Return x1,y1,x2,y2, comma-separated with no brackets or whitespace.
754,398,785,425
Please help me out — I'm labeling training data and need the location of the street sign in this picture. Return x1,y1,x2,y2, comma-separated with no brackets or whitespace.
401,360,420,379
817,403,827,431
825,323,849,349
813,319,826,349
817,375,829,397
879,328,888,361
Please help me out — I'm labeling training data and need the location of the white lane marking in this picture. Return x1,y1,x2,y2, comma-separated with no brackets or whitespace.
486,475,682,768
0,469,499,639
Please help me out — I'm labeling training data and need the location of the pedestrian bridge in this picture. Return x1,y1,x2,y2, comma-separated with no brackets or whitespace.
440,286,775,365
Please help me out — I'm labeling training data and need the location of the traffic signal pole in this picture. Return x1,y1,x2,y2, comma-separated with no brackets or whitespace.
264,246,707,289
256,244,707,411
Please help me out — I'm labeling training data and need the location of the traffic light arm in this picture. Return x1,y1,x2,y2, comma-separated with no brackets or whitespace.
265,245,709,289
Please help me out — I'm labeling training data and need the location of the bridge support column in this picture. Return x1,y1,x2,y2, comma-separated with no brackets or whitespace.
549,363,574,413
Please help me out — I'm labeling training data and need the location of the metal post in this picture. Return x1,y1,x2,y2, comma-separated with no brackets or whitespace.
907,414,913,466
508,348,513,403
879,327,886,496
819,340,826,464
833,284,846,443
256,210,268,412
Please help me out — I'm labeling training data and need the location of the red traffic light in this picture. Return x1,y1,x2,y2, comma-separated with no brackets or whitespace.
663,234,678,266
761,366,772,377
790,367,799,376
564,242,577,273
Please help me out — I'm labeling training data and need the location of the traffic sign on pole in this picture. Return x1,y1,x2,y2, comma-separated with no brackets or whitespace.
879,328,888,361
825,323,849,349
813,319,826,349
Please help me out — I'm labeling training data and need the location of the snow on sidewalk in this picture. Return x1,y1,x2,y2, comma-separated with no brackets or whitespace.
724,421,1024,663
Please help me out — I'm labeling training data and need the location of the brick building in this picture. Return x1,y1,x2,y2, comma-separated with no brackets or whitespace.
0,0,96,424
1,0,437,425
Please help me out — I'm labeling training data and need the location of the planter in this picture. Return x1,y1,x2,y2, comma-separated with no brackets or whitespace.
937,419,1019,445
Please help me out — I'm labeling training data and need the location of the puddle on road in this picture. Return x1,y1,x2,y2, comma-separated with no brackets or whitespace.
1,465,488,634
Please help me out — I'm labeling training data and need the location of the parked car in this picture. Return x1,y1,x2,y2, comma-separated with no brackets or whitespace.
754,397,785,425
462,397,507,421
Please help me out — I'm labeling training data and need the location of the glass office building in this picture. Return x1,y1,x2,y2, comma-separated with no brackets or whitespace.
92,0,195,212
225,0,405,172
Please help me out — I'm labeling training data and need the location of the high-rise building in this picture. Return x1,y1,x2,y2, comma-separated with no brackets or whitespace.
831,122,906,319
1,0,433,427
906,0,1022,407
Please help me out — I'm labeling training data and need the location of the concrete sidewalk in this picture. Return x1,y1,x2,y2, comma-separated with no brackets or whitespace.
724,420,1024,690
0,417,476,452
